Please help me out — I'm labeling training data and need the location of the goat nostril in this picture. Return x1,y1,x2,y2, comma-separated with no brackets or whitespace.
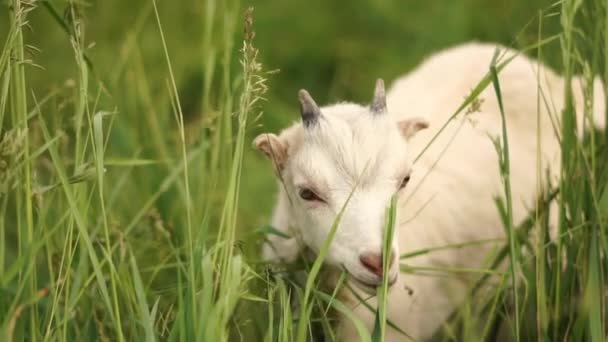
359,253,383,277
359,251,397,277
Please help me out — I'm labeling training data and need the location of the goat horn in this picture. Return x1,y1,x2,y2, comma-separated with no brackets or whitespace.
370,78,387,114
298,89,321,127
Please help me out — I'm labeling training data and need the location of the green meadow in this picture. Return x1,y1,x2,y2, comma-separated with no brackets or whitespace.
0,0,606,340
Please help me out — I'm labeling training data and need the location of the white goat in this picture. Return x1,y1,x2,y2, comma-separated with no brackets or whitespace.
254,42,606,340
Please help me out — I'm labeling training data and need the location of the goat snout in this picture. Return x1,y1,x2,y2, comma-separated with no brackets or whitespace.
359,251,395,277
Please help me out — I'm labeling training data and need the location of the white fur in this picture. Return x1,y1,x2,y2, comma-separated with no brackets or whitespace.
258,42,606,340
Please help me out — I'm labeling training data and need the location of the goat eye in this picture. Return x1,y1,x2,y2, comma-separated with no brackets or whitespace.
299,188,321,202
399,175,411,189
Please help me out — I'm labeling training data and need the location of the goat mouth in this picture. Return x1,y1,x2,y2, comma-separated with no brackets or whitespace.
350,274,398,295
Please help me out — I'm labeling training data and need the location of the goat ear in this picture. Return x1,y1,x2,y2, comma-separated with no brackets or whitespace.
253,133,289,172
397,117,429,140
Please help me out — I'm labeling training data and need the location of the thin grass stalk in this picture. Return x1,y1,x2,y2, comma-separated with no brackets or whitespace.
215,4,244,293
151,2,197,336
586,231,602,341
372,195,397,342
602,1,608,334
129,252,157,342
219,0,237,176
586,2,606,338
0,20,19,78
92,111,125,341
534,10,549,338
0,2,15,290
201,0,217,118
9,1,37,339
555,0,581,335
194,0,216,227
264,274,275,342
209,0,237,192
44,210,75,339
59,214,75,341
342,282,412,339
211,7,267,337
604,0,608,141
400,238,504,260
0,67,10,134
0,196,6,279
582,4,605,337
212,13,262,340
69,5,88,170
131,45,171,165
490,49,519,340
205,1,238,242
480,275,508,340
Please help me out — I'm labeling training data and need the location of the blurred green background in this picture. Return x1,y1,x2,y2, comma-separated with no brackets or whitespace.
1,0,561,237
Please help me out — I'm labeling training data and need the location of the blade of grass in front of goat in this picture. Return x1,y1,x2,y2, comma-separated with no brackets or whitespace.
372,195,398,342
585,231,603,342
533,13,550,337
554,0,580,336
295,183,358,342
490,47,520,341
599,182,608,231
400,238,504,260
323,271,347,316
314,290,372,342
479,274,508,340
569,63,607,342
263,270,276,342
256,225,292,239
344,282,416,340
275,278,293,342
400,264,506,276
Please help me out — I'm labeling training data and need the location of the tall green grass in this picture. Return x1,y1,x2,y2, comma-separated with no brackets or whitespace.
0,0,606,341
437,1,608,341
